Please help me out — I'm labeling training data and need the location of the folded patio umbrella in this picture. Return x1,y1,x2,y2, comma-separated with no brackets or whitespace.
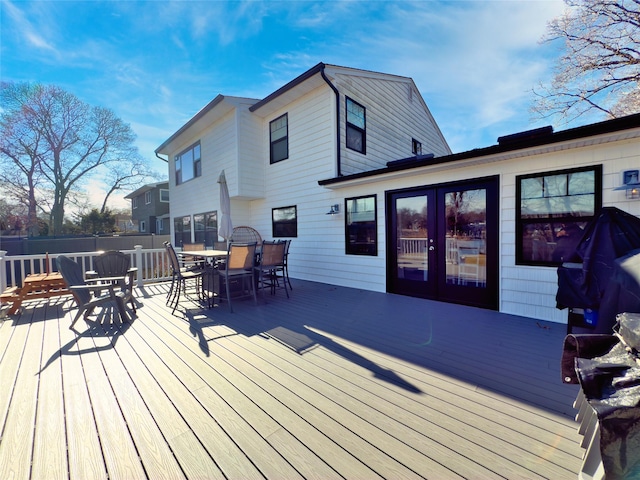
218,170,232,241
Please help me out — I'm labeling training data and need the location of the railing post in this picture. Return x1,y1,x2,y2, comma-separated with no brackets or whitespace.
134,245,143,287
0,251,7,294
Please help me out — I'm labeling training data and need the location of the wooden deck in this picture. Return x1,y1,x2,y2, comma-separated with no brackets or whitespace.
0,279,583,479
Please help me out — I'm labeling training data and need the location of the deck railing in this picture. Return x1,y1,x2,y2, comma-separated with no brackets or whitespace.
0,246,172,294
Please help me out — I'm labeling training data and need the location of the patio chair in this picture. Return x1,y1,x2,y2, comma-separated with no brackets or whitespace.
92,250,137,313
255,240,289,298
230,226,262,244
56,255,130,329
181,242,206,269
164,242,205,314
217,242,258,313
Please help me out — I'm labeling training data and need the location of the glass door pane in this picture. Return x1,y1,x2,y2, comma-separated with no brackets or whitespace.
396,195,429,282
444,188,487,288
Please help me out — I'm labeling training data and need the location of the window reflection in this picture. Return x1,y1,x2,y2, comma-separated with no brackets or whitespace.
396,196,428,282
445,189,487,288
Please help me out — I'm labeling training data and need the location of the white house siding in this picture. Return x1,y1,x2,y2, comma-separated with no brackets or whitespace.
246,86,364,285
236,101,265,199
325,68,451,176
167,108,245,244
312,131,640,324
498,137,640,323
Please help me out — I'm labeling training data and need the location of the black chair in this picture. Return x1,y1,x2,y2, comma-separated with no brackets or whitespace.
255,240,289,298
56,255,130,329
164,242,205,314
92,250,137,313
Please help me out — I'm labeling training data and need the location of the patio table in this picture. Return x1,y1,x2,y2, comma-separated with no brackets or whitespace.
180,249,228,266
2,272,70,315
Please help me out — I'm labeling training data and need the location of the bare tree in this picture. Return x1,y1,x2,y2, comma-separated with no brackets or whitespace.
0,82,150,235
100,163,159,213
0,83,48,235
533,0,640,122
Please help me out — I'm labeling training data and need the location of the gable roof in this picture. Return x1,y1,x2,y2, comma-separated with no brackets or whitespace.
155,95,258,156
124,181,169,199
318,113,640,187
248,62,419,117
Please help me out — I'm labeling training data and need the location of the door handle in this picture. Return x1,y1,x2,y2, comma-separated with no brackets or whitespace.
429,246,435,251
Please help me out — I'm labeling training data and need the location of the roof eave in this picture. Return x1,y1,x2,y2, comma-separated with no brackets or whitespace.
318,113,640,187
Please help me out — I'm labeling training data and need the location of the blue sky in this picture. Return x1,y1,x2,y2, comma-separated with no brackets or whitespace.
2,0,570,207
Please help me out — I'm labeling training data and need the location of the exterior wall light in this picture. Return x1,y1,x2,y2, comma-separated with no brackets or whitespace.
614,170,640,199
326,204,340,215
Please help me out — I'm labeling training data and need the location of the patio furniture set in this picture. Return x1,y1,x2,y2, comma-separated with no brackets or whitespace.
164,230,292,314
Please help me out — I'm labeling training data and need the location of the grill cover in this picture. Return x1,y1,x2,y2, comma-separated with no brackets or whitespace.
557,207,640,332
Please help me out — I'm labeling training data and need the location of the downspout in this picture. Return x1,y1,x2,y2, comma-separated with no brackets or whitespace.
320,64,341,177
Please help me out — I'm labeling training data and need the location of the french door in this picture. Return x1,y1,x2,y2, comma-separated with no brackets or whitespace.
386,177,498,310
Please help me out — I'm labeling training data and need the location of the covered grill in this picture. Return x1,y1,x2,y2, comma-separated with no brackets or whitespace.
556,207,640,333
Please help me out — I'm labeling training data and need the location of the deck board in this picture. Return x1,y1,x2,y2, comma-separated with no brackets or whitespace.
0,280,585,479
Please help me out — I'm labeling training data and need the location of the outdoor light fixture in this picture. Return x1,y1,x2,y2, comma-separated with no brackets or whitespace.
326,204,340,215
614,170,640,199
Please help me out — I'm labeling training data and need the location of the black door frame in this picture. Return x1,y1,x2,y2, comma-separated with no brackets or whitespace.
385,176,499,310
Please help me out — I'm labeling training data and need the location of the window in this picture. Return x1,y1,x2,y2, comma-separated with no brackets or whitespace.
140,220,146,233
145,191,152,204
173,215,191,246
346,195,377,256
132,197,138,209
175,142,201,185
516,165,602,266
346,97,366,154
272,206,297,238
160,189,169,202
156,219,163,233
412,138,422,156
192,211,217,246
270,113,288,163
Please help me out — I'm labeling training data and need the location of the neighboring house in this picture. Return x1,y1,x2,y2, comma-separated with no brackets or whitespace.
124,182,170,234
155,61,640,326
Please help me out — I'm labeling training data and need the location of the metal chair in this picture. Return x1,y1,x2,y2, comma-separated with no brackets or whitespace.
216,242,258,312
255,240,289,298
164,242,205,314
230,226,262,244
180,242,206,269
56,255,130,329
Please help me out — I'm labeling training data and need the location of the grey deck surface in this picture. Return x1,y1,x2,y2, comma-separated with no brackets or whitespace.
0,279,583,479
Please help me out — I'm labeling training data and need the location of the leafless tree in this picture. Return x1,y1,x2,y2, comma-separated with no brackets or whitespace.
533,0,640,123
100,163,160,214
0,82,150,235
